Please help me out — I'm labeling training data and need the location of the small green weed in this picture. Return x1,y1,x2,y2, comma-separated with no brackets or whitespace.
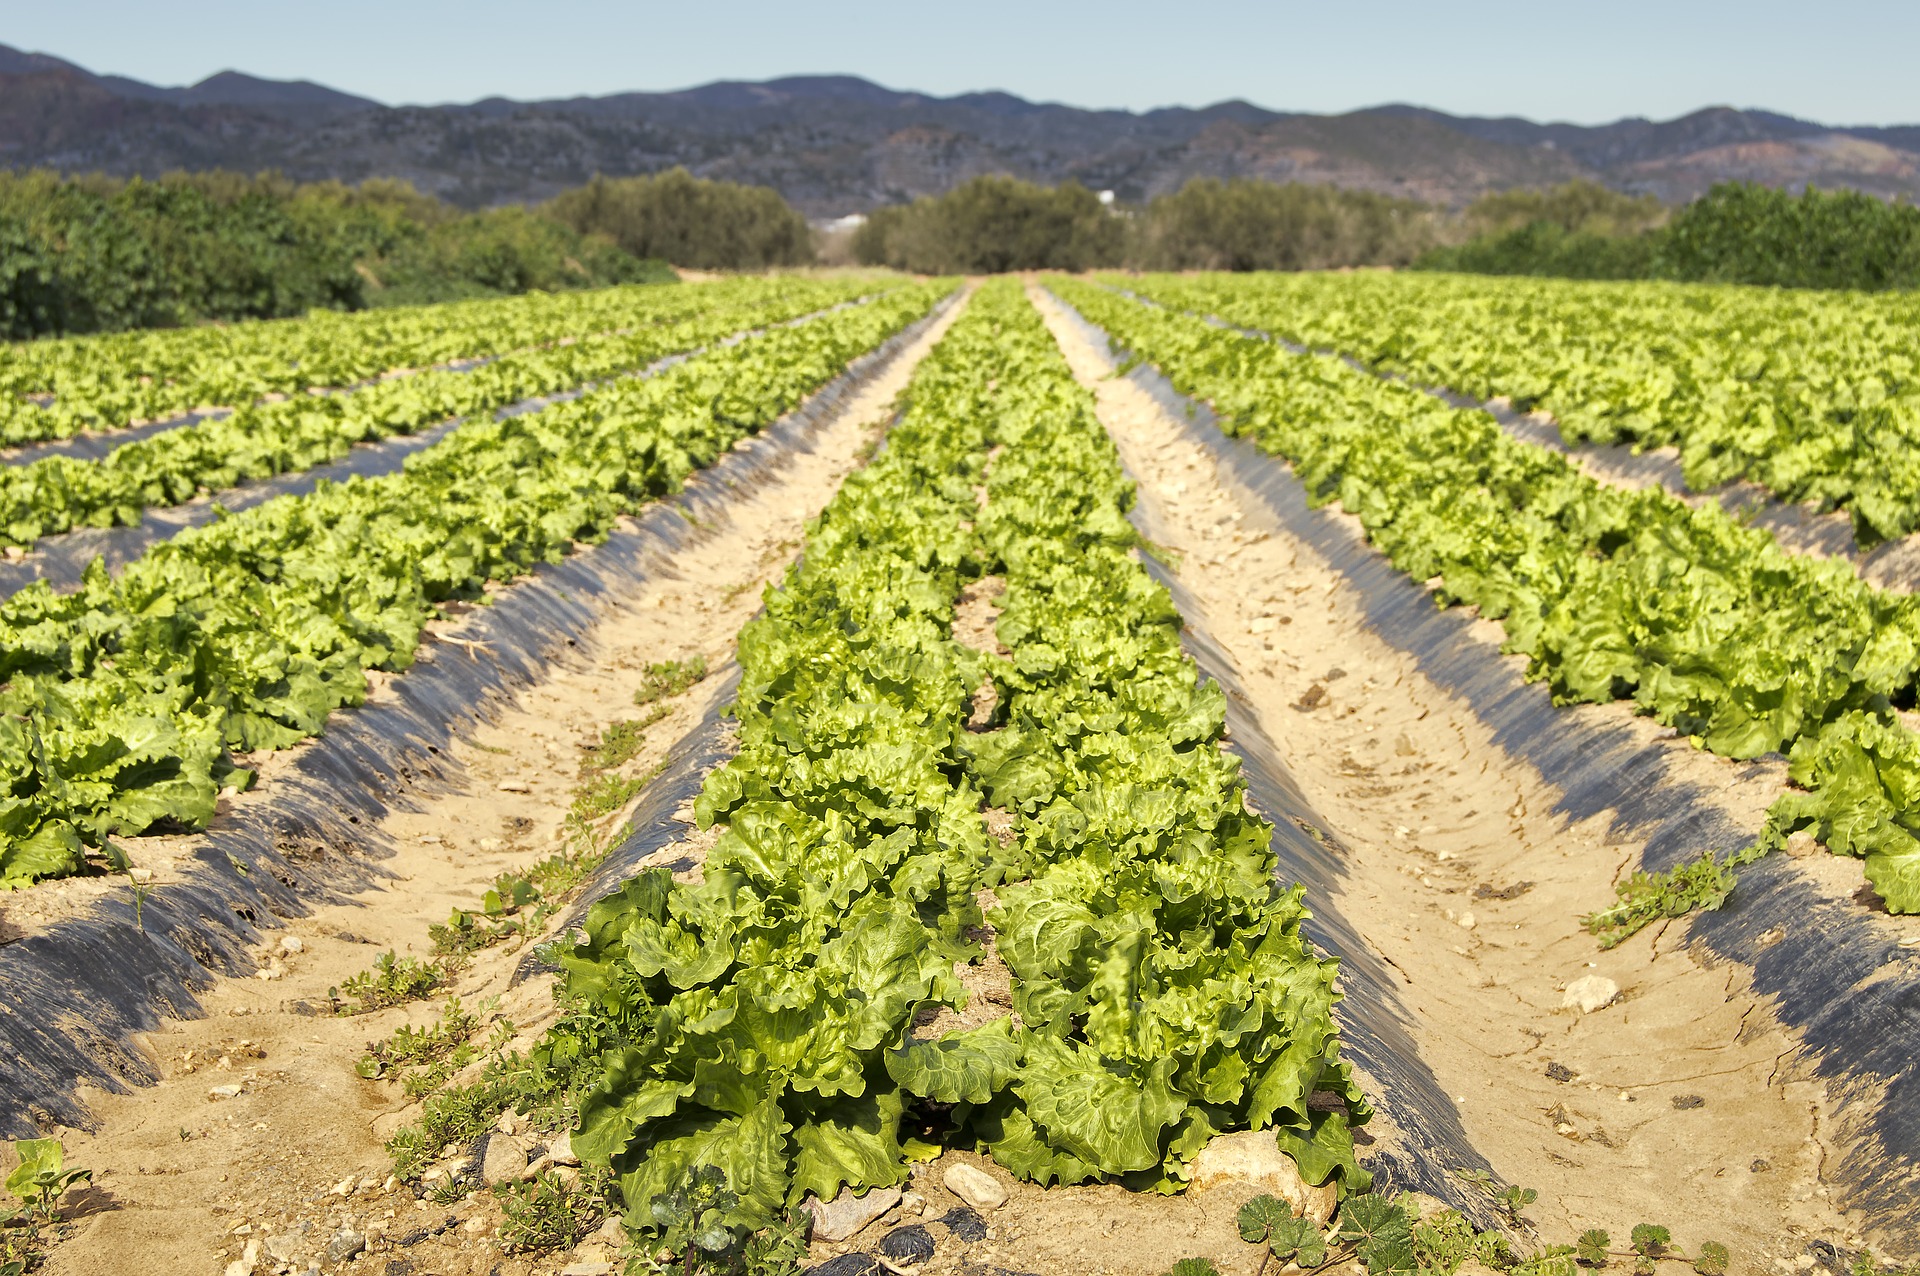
497,1168,611,1254
4,1137,91,1268
331,951,446,1015
570,770,650,822
356,997,488,1091
634,656,708,708
1583,852,1741,947
1164,1261,1221,1276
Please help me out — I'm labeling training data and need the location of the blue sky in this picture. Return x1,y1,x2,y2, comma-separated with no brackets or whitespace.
7,0,1917,126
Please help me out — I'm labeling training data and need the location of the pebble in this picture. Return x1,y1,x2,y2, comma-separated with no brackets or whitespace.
941,1163,1007,1211
1187,1129,1337,1226
208,1084,244,1100
559,1265,613,1276
279,936,305,956
480,1133,534,1185
265,1229,306,1263
547,1130,580,1166
1456,911,1477,931
223,1239,261,1276
496,780,531,793
322,1230,366,1265
806,1184,901,1242
1561,974,1621,1014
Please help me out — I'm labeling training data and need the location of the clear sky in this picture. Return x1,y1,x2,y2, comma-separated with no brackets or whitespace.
6,0,1917,126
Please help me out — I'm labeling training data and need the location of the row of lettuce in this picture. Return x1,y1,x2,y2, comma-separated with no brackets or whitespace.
0,281,951,888
1109,271,1920,545
1051,277,1920,925
0,276,884,551
547,279,1366,1238
0,279,729,447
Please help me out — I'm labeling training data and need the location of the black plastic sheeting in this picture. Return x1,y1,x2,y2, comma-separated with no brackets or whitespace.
1111,287,1920,594
0,293,958,1138
2,409,230,469
1052,291,1920,1244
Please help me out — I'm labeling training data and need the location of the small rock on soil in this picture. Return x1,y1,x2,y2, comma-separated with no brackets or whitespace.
941,1162,1008,1211
1561,974,1620,1013
806,1184,902,1242
1187,1128,1337,1226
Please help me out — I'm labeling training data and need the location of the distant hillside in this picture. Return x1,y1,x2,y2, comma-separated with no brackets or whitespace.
1,46,1915,214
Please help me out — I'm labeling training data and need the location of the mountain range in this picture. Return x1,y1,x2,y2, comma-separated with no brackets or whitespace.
3,42,1918,216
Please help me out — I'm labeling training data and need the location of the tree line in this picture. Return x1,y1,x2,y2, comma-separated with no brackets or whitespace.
5,161,1913,339
854,175,1920,292
850,176,1439,273
0,168,814,339
1415,181,1920,290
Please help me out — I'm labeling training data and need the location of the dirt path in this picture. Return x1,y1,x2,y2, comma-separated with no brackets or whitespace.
30,295,971,1276
1030,283,1872,1265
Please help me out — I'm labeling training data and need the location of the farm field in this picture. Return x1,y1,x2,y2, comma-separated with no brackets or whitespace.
1106,272,1920,545
0,271,1915,1276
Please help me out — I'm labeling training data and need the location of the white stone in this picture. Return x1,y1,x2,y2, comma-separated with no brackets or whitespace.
806,1185,901,1241
1187,1129,1337,1227
547,1130,580,1166
1562,975,1621,1014
941,1162,1009,1212
482,1133,534,1185
279,936,305,956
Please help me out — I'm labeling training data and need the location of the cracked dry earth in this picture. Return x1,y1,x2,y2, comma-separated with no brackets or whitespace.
1029,283,1883,1265
22,296,969,1276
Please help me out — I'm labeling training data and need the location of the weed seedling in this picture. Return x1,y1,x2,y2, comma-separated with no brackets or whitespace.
4,1138,90,1222
496,1168,610,1254
633,656,707,708
1583,851,1741,947
332,951,445,1015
